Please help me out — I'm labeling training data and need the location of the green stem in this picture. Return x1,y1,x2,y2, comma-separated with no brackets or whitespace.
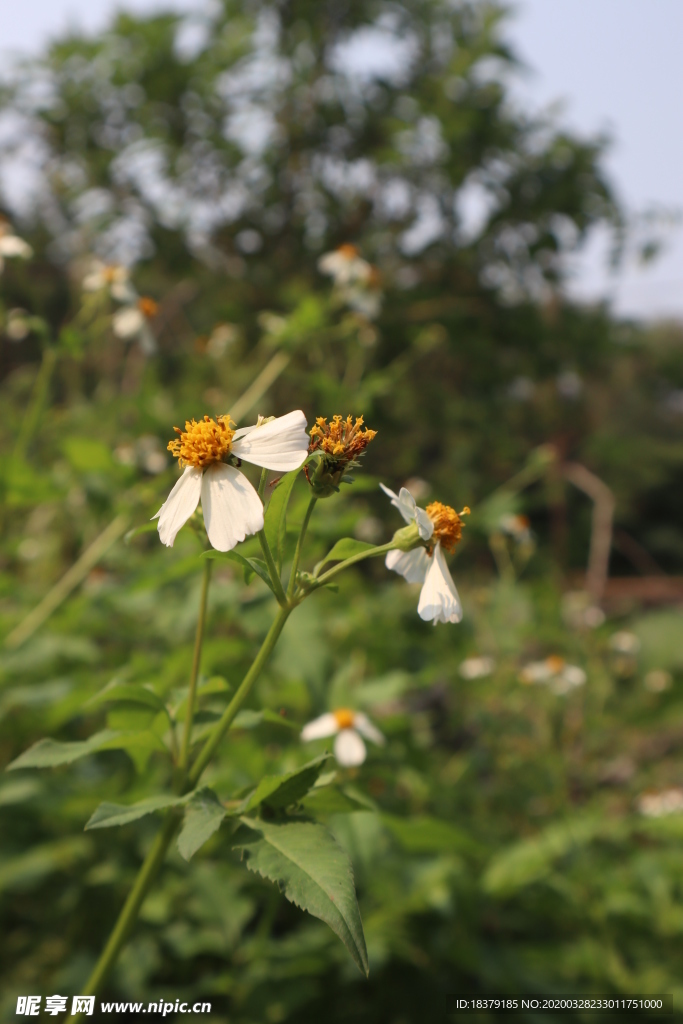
80,812,180,1003
288,496,317,600
258,529,288,606
188,604,291,786
176,559,212,777
13,345,59,463
80,601,293,1002
313,541,394,590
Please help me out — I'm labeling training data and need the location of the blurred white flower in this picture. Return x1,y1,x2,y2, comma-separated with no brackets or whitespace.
519,655,586,695
154,410,308,550
113,296,159,355
301,708,385,766
4,308,31,342
382,484,469,625
82,260,133,302
637,788,683,818
206,323,238,359
459,656,495,680
499,513,532,544
0,218,32,273
609,631,641,655
318,244,382,319
644,669,673,693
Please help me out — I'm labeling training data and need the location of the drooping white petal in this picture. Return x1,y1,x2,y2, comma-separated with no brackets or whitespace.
231,410,309,471
153,466,202,547
201,463,264,552
385,547,430,584
334,729,367,766
417,543,463,624
301,712,340,741
353,713,385,746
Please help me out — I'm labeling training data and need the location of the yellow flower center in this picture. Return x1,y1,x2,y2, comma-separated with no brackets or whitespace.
334,708,356,730
545,655,565,674
309,414,377,462
337,244,360,260
167,415,235,468
425,501,470,553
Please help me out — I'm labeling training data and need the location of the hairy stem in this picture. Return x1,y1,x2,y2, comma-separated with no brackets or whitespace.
176,559,212,776
288,496,317,600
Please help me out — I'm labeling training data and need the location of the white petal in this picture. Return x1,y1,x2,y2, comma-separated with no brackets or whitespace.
385,547,430,584
201,463,264,552
380,482,416,525
353,712,385,746
0,235,32,259
111,280,136,303
414,505,434,541
417,543,463,624
334,729,367,766
301,712,340,741
113,307,144,338
153,466,202,547
231,409,309,471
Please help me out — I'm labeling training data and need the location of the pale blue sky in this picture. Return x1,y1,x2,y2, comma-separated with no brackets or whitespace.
1,0,681,321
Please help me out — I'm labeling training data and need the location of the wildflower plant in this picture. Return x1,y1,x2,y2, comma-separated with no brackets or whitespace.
6,399,470,1003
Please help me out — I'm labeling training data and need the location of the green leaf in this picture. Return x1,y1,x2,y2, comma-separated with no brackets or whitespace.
382,814,479,855
87,680,167,714
7,730,122,770
201,549,275,593
264,469,300,572
243,755,331,811
85,793,189,830
177,788,226,861
231,708,299,731
232,818,368,975
314,538,375,575
301,786,372,816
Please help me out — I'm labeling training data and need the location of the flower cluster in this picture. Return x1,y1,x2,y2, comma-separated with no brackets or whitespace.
637,788,683,818
82,259,158,354
306,414,377,496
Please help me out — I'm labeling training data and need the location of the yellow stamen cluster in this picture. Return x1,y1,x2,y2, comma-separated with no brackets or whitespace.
167,414,235,468
138,297,159,319
309,415,377,463
334,708,356,730
545,655,565,674
426,501,470,554
337,244,360,260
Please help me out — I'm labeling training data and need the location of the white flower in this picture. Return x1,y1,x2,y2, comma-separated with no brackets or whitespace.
637,788,683,818
0,219,32,272
609,631,641,655
519,656,586,694
153,410,309,551
301,708,385,766
381,483,466,625
459,656,495,680
499,513,532,544
82,259,133,301
644,669,672,693
318,245,372,287
113,296,158,354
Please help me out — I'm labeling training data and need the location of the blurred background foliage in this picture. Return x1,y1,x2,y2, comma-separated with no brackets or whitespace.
1,0,682,1020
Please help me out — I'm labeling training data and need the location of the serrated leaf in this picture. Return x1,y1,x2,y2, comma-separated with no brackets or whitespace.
7,730,122,770
177,788,226,861
85,793,189,830
314,538,375,575
232,818,368,975
201,549,275,593
88,680,167,714
243,755,331,811
264,469,300,572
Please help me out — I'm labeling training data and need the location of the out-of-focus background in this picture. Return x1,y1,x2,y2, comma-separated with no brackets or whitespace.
1,0,682,1019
